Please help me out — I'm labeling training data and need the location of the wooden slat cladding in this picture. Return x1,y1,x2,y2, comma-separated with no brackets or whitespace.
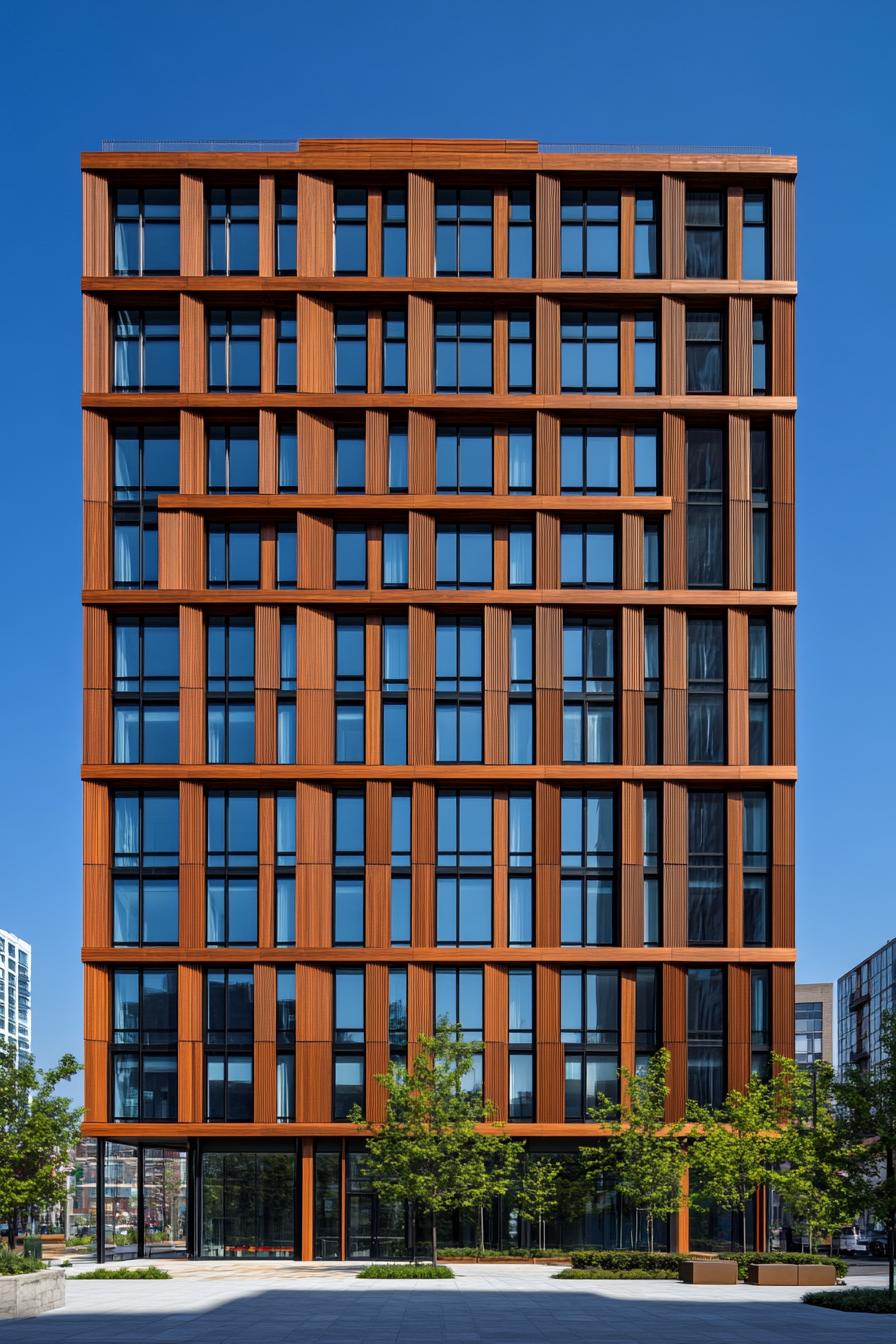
83,964,110,1122
179,294,206,393
727,296,752,397
772,963,796,1058
728,412,752,590
298,512,333,589
535,963,562,1122
411,783,435,946
296,963,332,1122
663,781,688,949
663,412,687,589
620,606,644,766
258,175,276,279
771,412,795,591
178,965,203,1123
365,962,389,1119
772,782,795,949
661,298,685,395
663,607,687,766
663,963,687,1120
727,963,750,1093
727,609,749,767
180,410,205,494
535,412,560,496
365,410,389,494
771,178,796,282
492,188,509,279
179,173,204,275
620,513,643,591
409,511,435,591
297,296,334,393
619,781,643,947
535,173,560,278
771,298,795,397
82,296,109,395
297,174,333,277
82,172,110,277
408,411,436,494
535,297,560,395
407,296,433,394
297,411,333,494
179,605,205,765
408,172,434,278
726,187,744,280
772,606,796,767
661,175,685,279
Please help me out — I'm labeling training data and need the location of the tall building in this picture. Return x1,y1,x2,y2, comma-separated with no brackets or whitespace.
81,138,797,1260
0,928,32,1063
795,981,833,1069
838,938,895,1072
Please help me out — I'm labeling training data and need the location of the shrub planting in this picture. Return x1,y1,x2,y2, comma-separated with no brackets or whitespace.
356,1264,453,1279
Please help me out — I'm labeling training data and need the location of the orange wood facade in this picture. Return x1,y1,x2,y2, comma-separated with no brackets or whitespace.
82,142,796,1254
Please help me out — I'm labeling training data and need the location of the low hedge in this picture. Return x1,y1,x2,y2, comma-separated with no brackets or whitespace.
569,1249,848,1281
555,1267,678,1281
356,1264,453,1279
438,1246,566,1260
0,1250,45,1277
70,1266,171,1280
803,1288,896,1313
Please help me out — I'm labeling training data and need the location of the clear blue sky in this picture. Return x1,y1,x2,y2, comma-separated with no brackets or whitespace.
2,0,893,1083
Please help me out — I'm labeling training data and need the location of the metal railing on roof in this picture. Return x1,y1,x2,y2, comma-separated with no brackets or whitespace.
100,139,299,152
539,142,772,155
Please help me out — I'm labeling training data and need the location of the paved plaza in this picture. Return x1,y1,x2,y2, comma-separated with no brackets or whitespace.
0,1264,893,1343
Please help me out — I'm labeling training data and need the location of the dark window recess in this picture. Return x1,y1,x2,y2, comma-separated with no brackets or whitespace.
113,424,179,589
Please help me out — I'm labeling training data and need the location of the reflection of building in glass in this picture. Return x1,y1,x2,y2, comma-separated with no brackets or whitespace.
794,982,833,1068
0,928,31,1063
838,938,896,1072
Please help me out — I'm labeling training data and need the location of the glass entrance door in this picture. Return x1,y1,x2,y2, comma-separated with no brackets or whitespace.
143,1149,187,1256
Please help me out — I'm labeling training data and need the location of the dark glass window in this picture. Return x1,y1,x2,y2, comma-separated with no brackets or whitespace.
436,525,493,589
561,427,619,494
206,792,258,947
335,618,365,764
276,968,296,1121
751,968,771,1077
508,525,534,588
278,424,298,493
561,968,620,1118
208,187,259,275
644,522,660,589
508,189,534,278
560,523,616,587
743,792,770,947
278,618,297,767
561,189,619,275
644,616,661,765
113,425,178,589
113,617,179,764
208,309,261,391
634,429,658,494
508,428,534,493
685,191,724,279
114,186,179,276
750,428,769,589
436,188,492,276
686,310,724,394
389,968,408,1067
335,425,365,493
276,185,297,275
207,523,260,588
508,968,534,1120
563,617,615,763
561,311,619,392
382,619,408,766
508,311,534,391
390,790,411,946
206,969,254,1122
334,188,367,275
382,188,407,277
207,615,255,765
208,424,258,495
112,792,179,946
742,194,768,281
634,192,658,277
334,793,365,945
276,312,297,391
383,310,407,392
509,619,534,766
382,525,408,588
333,968,365,1118
113,309,179,392
634,313,658,393
434,967,483,1091
436,791,493,946
643,791,660,946
688,967,724,1108
111,969,177,1122
561,792,615,946
636,967,660,1074
435,618,483,763
688,617,725,764
334,524,367,587
687,428,725,587
688,792,725,946
749,618,770,764
508,790,533,944
752,311,767,395
277,525,297,588
436,425,492,492
334,309,367,392
388,420,408,492
435,311,493,392
275,789,296,945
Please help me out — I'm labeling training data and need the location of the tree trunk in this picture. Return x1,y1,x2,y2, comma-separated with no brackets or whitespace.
431,1212,438,1268
742,1207,748,1253
479,1204,485,1254
7,1217,16,1251
647,1213,654,1255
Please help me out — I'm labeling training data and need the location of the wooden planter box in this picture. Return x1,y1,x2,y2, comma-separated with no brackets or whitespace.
748,1263,799,1285
680,1259,738,1285
0,1268,65,1320
797,1264,836,1286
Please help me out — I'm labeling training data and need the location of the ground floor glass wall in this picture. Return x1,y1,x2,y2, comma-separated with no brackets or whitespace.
201,1151,295,1258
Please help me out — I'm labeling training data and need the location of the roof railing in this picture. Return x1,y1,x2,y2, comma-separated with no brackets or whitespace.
100,139,298,152
539,142,772,155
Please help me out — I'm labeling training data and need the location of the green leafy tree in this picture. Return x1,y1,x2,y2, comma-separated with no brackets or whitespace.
772,1057,862,1254
835,1011,896,1297
581,1048,688,1253
350,1022,519,1264
0,1044,83,1249
687,1069,781,1252
516,1156,564,1251
459,1125,523,1253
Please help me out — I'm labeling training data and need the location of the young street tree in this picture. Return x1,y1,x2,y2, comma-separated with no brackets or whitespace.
459,1125,523,1254
0,1044,83,1249
351,1022,520,1264
581,1048,688,1253
835,1011,896,1297
515,1156,564,1252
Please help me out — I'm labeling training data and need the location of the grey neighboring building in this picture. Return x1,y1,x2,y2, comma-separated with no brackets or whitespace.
837,937,896,1072
795,982,833,1069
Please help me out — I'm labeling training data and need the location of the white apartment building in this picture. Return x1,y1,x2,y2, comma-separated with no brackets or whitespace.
0,928,32,1062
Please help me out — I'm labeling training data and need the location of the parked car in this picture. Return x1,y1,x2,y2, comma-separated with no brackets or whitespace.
833,1226,867,1256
